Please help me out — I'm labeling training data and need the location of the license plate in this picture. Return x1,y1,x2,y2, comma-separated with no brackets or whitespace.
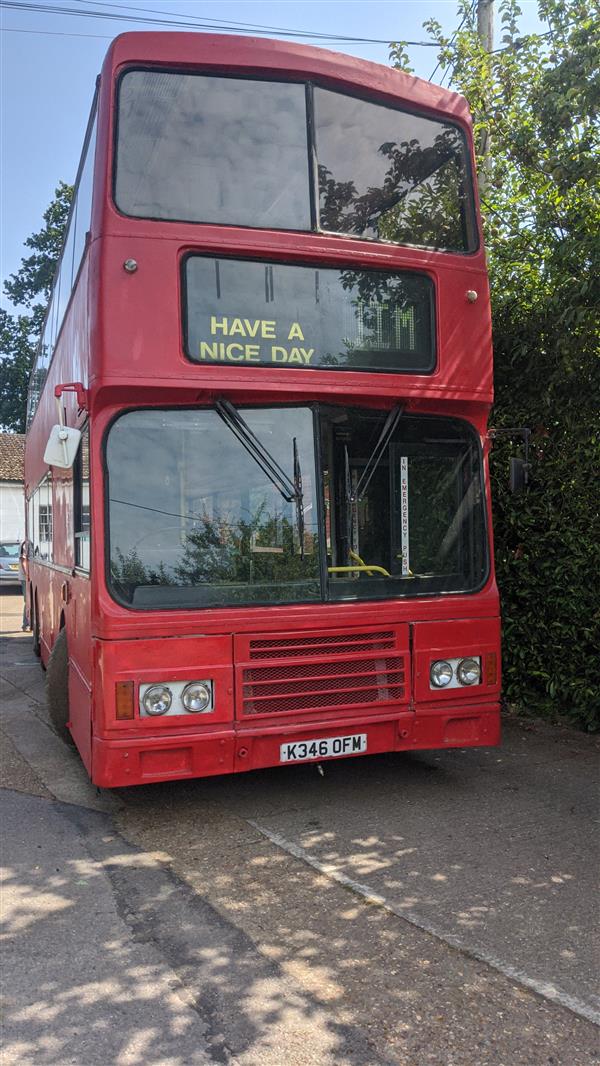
280,733,367,763
9,564,19,570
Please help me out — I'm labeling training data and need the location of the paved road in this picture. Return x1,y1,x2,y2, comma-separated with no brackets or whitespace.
1,589,599,1065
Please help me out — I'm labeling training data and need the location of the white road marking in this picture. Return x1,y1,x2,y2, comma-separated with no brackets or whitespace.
247,819,600,1028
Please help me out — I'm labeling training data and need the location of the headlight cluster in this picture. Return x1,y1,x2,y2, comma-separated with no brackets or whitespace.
430,657,481,690
140,680,214,717
143,685,172,716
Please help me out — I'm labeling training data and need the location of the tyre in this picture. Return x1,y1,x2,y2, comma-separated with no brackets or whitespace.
32,595,41,658
46,629,73,742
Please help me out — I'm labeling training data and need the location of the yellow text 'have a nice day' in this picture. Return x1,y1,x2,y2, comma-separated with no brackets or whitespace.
198,317,315,364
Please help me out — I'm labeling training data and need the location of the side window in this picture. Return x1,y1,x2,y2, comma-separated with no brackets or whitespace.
38,476,53,562
74,425,90,571
32,490,40,557
27,495,34,547
54,218,77,331
25,101,96,428
72,114,97,280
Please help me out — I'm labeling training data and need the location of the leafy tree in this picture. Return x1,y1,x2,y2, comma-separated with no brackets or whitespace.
110,505,318,605
392,0,600,727
0,182,72,432
318,126,468,249
0,310,37,432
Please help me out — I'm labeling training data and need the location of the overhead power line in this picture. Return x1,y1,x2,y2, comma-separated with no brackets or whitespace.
429,0,478,82
0,0,440,46
0,1,584,54
73,0,352,38
1,23,113,36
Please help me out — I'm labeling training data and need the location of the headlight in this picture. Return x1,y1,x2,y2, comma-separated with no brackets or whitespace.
182,681,212,713
142,684,172,716
430,660,453,688
457,658,481,686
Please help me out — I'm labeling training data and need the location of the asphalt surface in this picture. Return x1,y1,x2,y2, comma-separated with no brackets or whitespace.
1,589,599,1065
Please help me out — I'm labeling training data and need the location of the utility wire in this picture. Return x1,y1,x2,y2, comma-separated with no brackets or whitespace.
0,1,583,53
0,0,440,45
1,23,113,35
428,0,476,83
72,0,349,38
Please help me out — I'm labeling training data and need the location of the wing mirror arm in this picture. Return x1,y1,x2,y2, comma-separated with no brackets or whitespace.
42,383,87,470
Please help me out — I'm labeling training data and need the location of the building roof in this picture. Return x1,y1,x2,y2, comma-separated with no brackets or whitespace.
0,434,25,482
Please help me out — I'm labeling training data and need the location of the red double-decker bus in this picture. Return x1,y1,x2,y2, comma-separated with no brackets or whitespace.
25,32,500,787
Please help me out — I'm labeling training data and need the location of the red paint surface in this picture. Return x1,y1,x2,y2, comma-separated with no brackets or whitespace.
25,33,500,787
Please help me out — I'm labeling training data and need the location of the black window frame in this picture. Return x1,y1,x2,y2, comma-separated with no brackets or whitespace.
181,252,437,376
111,66,479,255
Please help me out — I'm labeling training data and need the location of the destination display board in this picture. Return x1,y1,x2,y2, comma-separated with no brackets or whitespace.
183,257,435,374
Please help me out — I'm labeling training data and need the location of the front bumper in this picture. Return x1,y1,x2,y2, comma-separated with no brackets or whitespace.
91,702,501,787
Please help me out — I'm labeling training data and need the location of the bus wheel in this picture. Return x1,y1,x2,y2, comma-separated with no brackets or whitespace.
32,595,41,658
46,630,73,743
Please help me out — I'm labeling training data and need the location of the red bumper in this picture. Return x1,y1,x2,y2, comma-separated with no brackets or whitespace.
91,703,500,787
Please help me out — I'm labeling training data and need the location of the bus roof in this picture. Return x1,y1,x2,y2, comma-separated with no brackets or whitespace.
103,31,473,128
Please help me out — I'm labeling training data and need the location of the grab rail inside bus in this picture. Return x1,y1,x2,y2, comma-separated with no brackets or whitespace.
327,564,391,577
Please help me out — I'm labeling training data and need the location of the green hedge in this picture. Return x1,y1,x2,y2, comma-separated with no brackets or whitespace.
490,321,599,731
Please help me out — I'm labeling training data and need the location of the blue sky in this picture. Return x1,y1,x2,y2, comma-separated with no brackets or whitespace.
0,0,543,305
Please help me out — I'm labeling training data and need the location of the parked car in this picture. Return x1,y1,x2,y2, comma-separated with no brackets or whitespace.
0,542,21,587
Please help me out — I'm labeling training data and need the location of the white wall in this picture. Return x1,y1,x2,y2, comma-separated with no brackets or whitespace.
0,482,25,541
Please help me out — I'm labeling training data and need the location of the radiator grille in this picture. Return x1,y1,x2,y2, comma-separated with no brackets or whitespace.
241,650,405,717
248,631,395,660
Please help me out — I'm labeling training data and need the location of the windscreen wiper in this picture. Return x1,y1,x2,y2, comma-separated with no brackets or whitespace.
352,405,403,502
293,437,305,560
215,398,300,505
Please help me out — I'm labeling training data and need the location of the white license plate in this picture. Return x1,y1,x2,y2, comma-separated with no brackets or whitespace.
280,733,367,763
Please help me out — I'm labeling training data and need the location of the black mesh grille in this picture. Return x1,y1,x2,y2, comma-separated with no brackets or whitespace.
248,631,395,660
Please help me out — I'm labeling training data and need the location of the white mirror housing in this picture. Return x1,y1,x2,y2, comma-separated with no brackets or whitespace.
43,425,82,469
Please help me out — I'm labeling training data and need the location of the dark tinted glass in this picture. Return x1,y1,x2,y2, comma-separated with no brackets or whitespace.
315,88,476,251
106,408,321,608
184,257,434,373
115,71,311,229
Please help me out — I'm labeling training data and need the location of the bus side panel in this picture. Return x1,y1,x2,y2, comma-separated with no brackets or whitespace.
67,573,93,770
35,565,57,665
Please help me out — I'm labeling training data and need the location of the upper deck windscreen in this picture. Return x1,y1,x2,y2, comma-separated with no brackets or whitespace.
114,69,477,253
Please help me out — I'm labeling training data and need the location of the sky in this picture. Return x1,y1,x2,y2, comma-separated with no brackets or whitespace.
0,0,544,307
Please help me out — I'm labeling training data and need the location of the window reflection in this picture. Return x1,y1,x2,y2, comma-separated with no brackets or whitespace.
74,426,90,570
107,408,320,607
185,257,434,373
113,71,476,253
30,475,53,562
106,406,488,610
314,88,476,251
26,109,97,427
115,72,311,230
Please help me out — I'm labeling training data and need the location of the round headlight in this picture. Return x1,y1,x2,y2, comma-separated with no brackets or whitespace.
142,684,172,716
182,682,212,713
457,658,481,686
430,660,453,688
